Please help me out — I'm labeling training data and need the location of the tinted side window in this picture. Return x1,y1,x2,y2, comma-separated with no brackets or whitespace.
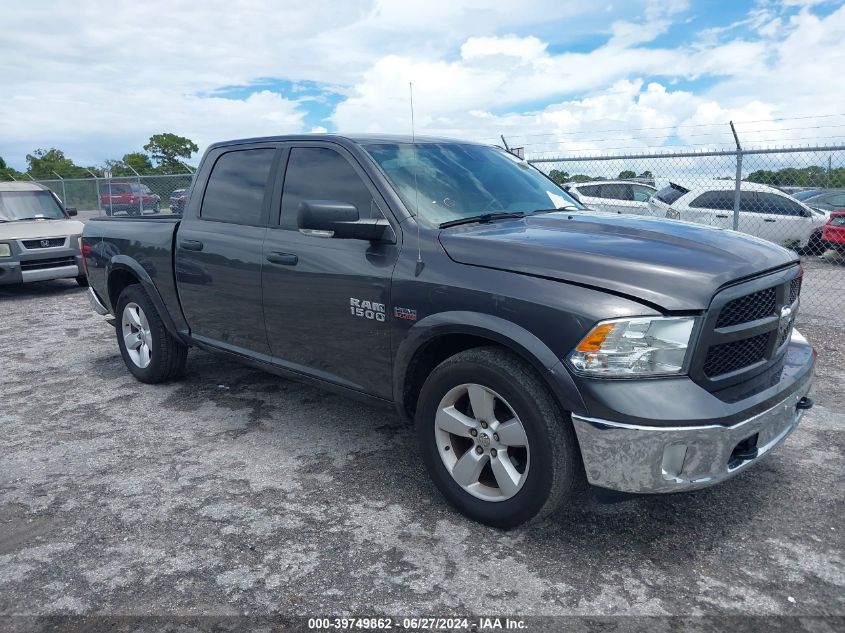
655,184,688,205
281,147,380,230
201,149,275,224
755,192,805,216
600,183,633,200
826,194,845,207
690,191,734,210
577,184,601,197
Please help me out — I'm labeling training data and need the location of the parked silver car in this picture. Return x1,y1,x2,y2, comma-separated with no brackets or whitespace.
0,182,87,286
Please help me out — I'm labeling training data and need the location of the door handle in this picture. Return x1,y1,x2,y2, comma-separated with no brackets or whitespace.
716,214,729,219
266,252,298,266
180,239,204,251
763,218,777,222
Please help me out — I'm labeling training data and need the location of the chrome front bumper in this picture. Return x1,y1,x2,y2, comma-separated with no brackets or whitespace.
572,379,813,494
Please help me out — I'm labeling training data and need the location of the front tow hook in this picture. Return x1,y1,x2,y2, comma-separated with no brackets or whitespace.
796,397,814,411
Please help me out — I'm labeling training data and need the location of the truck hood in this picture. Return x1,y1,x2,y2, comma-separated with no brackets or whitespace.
1,219,84,240
438,212,797,311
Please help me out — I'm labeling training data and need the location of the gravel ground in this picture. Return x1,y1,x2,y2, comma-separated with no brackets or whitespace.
0,267,843,625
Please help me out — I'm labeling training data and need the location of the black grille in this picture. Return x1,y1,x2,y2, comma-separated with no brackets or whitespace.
20,257,76,271
22,238,65,249
790,276,802,305
703,333,769,378
716,287,777,328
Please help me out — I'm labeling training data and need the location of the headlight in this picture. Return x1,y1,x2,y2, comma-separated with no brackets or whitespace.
665,208,680,220
568,316,696,377
0,244,11,257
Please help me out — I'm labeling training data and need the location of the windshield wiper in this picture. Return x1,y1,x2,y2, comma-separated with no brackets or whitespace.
9,216,51,222
524,206,582,215
439,211,526,229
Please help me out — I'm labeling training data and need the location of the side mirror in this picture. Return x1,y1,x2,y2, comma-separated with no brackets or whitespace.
66,208,78,216
298,200,390,241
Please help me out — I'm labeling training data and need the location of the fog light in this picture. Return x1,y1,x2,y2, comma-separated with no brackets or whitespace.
661,444,687,480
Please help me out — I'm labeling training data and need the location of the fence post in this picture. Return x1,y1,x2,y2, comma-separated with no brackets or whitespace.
51,171,67,207
730,121,743,231
121,163,143,214
85,169,101,213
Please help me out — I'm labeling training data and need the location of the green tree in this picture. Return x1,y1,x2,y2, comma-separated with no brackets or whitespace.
618,170,636,179
143,133,198,173
122,152,155,175
0,156,23,181
25,148,86,179
548,169,570,184
638,170,653,179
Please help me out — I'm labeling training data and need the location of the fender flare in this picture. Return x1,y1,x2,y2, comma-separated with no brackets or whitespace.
393,311,587,419
106,256,188,344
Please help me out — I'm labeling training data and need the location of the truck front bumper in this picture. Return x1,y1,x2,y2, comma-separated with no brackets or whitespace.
569,330,815,494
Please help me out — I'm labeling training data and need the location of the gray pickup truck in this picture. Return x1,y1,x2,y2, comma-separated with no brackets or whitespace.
82,134,815,527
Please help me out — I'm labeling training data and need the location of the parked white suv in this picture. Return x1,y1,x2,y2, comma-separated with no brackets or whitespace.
648,180,826,251
0,182,87,286
563,180,657,215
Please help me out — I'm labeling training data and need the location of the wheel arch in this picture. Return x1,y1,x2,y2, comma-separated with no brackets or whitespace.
106,256,187,344
394,311,587,422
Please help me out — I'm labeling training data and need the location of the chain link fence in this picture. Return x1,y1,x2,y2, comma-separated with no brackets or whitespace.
31,173,194,217
531,145,845,329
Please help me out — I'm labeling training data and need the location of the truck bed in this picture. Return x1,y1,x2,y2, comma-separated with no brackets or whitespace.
83,216,183,329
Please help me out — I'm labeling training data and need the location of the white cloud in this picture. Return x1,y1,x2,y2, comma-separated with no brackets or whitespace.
0,0,843,169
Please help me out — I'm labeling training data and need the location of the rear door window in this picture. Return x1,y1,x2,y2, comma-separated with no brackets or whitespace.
200,148,275,225
600,183,634,201
690,191,734,210
576,184,601,197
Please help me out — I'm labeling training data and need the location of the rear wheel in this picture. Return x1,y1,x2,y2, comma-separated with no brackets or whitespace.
115,284,187,383
415,347,581,528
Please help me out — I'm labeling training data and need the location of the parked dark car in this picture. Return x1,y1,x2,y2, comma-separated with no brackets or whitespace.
81,134,815,528
169,187,191,215
793,188,845,212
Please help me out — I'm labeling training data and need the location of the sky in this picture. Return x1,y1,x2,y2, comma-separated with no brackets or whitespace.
1,0,844,170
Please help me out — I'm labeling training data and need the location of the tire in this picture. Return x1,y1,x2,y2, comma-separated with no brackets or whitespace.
806,230,826,257
128,206,141,217
75,275,89,288
115,284,187,384
415,346,581,528
153,202,160,213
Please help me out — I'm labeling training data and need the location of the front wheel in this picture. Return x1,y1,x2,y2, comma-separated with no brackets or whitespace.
75,275,89,287
115,284,187,383
415,347,582,528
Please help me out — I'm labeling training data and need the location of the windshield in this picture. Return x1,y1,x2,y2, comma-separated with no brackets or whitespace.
0,190,67,222
792,190,822,201
365,143,583,225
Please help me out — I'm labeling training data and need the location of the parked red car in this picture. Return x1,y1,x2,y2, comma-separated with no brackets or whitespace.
822,210,845,252
100,182,160,215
